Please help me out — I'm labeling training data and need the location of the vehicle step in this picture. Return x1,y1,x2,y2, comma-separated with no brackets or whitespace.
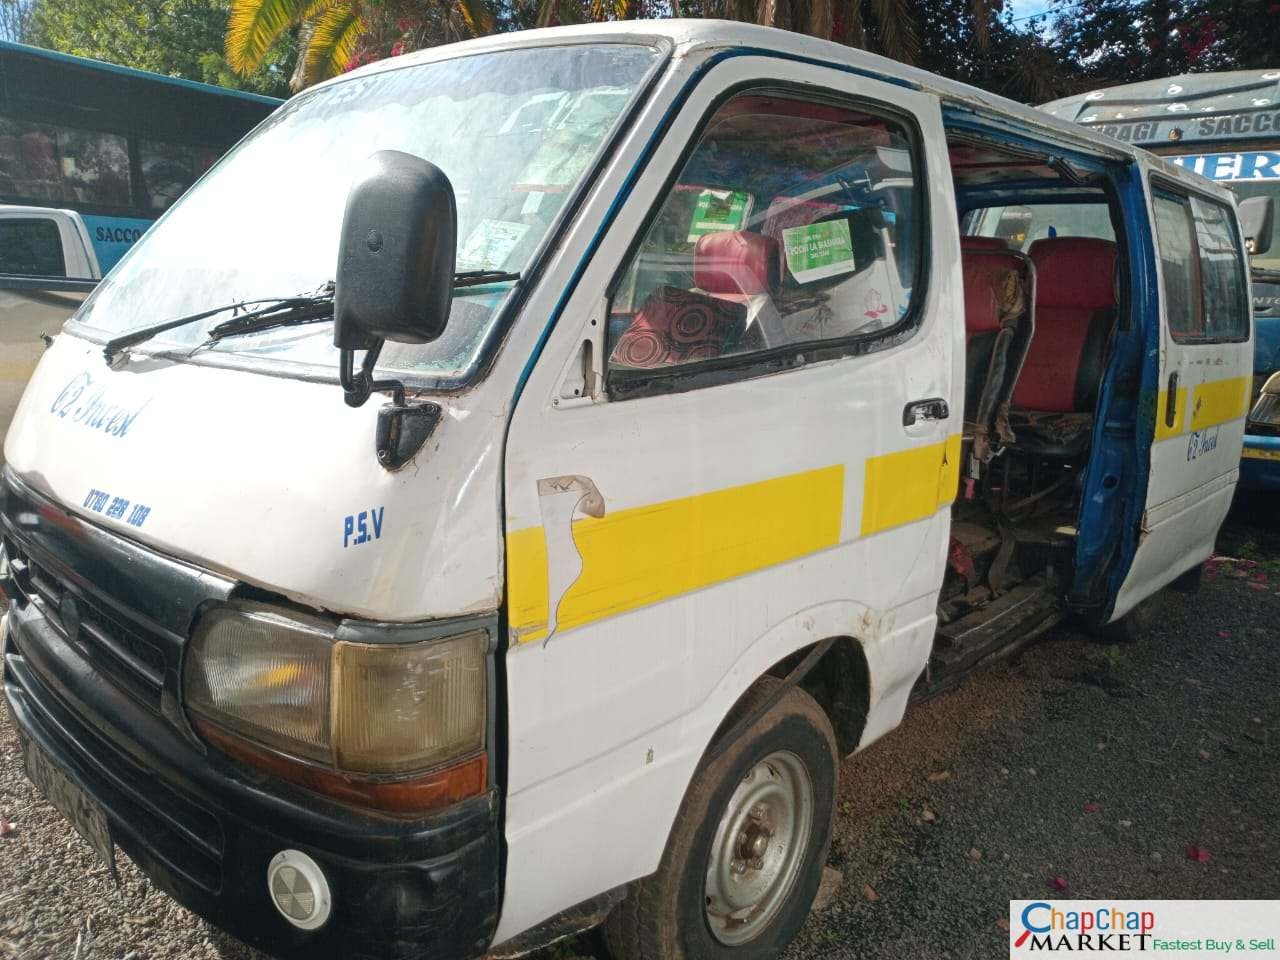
928,576,1062,682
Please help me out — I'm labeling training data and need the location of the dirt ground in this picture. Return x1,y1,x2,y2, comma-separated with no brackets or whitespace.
1,496,1277,960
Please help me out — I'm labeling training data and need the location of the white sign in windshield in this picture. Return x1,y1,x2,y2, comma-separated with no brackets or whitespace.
1171,151,1280,181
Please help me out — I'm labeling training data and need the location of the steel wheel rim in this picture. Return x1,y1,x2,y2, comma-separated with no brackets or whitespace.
704,749,814,946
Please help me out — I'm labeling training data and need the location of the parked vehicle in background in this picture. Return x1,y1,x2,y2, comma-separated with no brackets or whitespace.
0,206,98,463
0,42,280,458
1041,69,1280,489
0,22,1256,960
0,40,280,272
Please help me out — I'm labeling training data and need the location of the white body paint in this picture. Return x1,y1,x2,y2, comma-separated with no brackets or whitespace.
1,21,1251,950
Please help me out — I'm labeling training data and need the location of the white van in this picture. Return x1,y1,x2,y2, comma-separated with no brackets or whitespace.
0,21,1257,960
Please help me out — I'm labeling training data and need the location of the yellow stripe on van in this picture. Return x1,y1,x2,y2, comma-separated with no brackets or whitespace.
1190,376,1250,431
861,434,963,537
507,465,845,644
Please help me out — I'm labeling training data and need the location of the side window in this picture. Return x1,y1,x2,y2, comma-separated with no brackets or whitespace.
0,218,67,277
1152,193,1201,339
140,140,220,212
1189,195,1247,341
0,116,132,209
1153,187,1248,344
606,90,922,382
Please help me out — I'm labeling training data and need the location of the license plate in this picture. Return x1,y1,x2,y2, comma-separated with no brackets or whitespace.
24,738,117,883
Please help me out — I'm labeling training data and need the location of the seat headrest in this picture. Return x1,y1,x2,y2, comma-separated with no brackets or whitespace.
962,250,1026,334
1029,237,1117,309
694,231,780,296
960,236,1010,252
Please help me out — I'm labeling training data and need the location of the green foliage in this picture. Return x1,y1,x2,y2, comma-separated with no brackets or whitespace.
1050,0,1280,93
30,0,294,96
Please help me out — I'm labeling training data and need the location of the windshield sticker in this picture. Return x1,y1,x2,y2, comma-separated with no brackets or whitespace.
520,191,545,216
343,507,384,549
50,372,148,438
782,220,857,284
458,219,531,272
687,190,753,243
1170,151,1279,181
83,487,150,528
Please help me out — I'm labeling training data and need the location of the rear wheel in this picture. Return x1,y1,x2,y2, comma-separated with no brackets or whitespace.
605,679,837,960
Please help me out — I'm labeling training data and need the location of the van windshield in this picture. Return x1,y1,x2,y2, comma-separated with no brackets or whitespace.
68,43,661,383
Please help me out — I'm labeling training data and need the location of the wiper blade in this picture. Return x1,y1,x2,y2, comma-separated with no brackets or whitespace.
102,282,335,363
453,269,520,288
204,284,336,344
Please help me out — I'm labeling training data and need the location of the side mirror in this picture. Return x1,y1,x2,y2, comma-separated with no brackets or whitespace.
334,150,456,469
1239,195,1275,256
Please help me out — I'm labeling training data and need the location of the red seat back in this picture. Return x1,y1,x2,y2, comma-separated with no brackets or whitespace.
693,231,780,296
1012,238,1117,413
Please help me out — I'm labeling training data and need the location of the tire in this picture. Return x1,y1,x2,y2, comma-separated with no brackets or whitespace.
1168,563,1203,595
604,678,838,960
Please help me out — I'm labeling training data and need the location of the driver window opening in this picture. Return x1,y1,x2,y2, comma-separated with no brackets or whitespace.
606,91,922,381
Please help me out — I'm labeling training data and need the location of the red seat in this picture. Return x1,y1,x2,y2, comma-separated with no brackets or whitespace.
1012,238,1117,414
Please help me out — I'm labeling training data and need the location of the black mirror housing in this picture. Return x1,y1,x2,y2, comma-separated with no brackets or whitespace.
1239,195,1275,256
335,150,456,351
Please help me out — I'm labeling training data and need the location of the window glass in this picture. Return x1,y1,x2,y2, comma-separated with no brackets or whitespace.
607,92,920,378
1190,195,1247,341
966,202,1114,251
1153,193,1202,340
0,117,131,208
0,218,66,276
140,140,220,211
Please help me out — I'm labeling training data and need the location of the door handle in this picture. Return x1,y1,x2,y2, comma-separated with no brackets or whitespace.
903,397,950,427
1165,371,1179,429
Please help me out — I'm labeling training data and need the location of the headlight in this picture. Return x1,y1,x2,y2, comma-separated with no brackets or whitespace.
184,601,487,777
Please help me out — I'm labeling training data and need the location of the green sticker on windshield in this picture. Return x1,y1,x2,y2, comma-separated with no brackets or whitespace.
782,220,857,284
687,190,752,242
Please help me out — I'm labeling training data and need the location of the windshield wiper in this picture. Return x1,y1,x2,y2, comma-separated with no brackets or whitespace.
453,269,520,288
102,270,518,364
102,282,336,363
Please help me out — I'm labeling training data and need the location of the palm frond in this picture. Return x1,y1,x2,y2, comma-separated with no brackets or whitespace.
756,0,778,26
843,0,866,47
302,4,365,86
535,0,557,28
226,0,335,74
871,0,917,63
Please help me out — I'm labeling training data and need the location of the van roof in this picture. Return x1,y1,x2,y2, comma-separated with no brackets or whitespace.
317,20,1233,198
1040,69,1280,124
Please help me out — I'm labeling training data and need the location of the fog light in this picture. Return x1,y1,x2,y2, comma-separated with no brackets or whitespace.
267,850,331,930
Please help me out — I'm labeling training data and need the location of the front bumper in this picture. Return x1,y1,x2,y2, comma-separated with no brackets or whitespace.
1240,433,1280,491
0,474,500,960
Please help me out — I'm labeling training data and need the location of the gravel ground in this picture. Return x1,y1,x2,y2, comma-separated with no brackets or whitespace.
2,499,1277,960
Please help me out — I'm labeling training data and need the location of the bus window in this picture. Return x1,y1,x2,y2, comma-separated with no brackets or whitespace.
0,217,66,276
140,140,220,211
0,117,132,209
966,202,1114,251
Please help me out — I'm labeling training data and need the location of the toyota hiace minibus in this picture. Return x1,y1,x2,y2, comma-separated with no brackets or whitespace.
0,20,1260,960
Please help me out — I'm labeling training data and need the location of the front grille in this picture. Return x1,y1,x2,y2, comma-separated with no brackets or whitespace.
7,648,224,893
3,534,165,711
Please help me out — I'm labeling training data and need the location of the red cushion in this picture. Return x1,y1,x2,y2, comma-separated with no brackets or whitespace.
610,286,746,369
962,249,1023,337
960,236,1010,252
1013,238,1118,413
1029,237,1117,308
694,231,780,296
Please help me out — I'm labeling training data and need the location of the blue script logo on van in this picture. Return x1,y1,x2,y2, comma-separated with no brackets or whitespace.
50,372,148,438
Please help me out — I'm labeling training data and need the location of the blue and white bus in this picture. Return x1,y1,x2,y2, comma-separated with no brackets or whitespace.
0,40,280,271
1042,70,1280,488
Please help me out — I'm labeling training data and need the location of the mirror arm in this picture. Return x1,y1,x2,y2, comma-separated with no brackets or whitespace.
340,341,408,408
339,339,438,471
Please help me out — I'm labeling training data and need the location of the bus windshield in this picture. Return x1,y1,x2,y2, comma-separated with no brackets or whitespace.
69,43,660,384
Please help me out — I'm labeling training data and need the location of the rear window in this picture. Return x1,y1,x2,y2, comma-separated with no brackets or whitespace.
0,218,66,276
1152,187,1248,344
965,202,1115,250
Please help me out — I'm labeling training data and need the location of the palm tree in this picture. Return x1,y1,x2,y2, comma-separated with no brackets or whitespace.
225,0,495,90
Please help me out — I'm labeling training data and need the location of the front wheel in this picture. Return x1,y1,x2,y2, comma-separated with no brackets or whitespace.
605,679,838,960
